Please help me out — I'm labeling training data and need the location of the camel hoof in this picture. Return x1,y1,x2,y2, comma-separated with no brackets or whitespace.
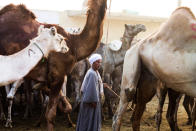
0,113,6,121
112,120,120,131
112,114,121,131
35,121,41,127
5,120,13,128
125,88,135,102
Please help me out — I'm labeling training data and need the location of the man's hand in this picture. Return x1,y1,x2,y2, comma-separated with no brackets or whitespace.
87,102,97,108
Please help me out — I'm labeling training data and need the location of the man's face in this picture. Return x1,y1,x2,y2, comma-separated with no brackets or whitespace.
92,59,102,70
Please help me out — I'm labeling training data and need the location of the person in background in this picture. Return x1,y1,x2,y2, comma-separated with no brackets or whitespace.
76,53,104,131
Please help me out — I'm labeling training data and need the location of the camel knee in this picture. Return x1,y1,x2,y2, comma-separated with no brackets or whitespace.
45,108,56,124
125,88,136,102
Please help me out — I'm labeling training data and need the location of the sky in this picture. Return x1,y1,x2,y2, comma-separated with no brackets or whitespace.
0,0,196,18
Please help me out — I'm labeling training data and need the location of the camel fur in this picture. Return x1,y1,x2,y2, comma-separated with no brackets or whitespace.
113,7,196,131
0,26,68,86
0,0,107,130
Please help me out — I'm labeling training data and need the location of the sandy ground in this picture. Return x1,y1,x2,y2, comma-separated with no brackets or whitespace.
0,95,193,131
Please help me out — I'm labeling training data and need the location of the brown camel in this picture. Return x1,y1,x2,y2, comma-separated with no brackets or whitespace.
0,0,107,130
113,7,196,131
114,68,194,131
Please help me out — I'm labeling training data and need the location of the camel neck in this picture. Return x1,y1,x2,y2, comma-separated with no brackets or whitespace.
33,42,44,57
0,40,51,86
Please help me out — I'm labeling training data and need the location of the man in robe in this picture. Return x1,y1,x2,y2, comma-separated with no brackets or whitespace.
76,53,104,131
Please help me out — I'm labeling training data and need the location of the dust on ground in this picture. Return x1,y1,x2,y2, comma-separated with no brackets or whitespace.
0,95,192,131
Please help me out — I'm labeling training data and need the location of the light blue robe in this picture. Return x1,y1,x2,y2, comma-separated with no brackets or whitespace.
76,68,102,131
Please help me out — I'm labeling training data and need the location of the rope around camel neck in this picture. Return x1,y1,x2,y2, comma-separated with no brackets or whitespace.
33,42,45,62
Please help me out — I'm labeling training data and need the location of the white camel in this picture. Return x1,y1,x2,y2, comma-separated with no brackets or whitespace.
0,25,69,128
0,25,69,86
113,7,196,131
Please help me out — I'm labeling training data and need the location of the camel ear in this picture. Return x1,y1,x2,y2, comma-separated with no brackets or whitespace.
38,25,45,34
50,26,57,36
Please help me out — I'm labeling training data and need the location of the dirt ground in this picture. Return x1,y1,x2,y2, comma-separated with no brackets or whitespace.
0,95,193,131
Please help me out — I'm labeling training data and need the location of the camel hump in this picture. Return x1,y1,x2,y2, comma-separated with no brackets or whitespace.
154,7,196,44
0,4,36,19
108,40,122,51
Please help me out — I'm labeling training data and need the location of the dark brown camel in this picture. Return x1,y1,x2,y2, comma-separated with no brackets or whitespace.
155,91,195,131
0,0,107,130
129,72,193,131
126,65,184,131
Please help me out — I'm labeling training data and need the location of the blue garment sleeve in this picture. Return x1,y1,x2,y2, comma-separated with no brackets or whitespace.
82,72,99,103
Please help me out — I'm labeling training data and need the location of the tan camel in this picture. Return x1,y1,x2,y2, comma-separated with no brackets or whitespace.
113,7,196,131
0,0,107,130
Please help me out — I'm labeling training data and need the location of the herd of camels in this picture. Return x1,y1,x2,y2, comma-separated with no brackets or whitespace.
0,0,196,130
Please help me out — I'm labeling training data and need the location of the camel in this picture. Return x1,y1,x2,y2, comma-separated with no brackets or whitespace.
112,69,194,131
94,24,146,118
113,7,196,131
3,26,82,128
31,59,90,128
155,90,195,131
0,0,107,130
95,24,146,85
0,25,69,128
0,25,68,86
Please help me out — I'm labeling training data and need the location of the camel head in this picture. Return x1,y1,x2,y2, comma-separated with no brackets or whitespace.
34,25,69,55
124,24,146,37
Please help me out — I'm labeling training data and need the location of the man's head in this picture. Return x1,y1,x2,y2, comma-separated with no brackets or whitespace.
89,54,102,70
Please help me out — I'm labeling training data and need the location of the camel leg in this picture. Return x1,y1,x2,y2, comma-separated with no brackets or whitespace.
183,95,192,125
45,69,66,131
192,98,196,131
7,79,23,99
166,89,181,131
60,76,72,112
45,91,72,131
5,79,23,128
24,79,33,119
57,99,75,128
131,67,158,131
103,73,114,119
59,91,72,113
103,86,114,119
61,75,67,97
112,92,128,131
113,43,141,131
72,79,81,111
174,93,183,131
155,86,167,131
45,94,60,131
0,89,6,121
5,100,13,128
75,80,81,103
0,100,5,121
131,101,146,131
35,94,49,127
